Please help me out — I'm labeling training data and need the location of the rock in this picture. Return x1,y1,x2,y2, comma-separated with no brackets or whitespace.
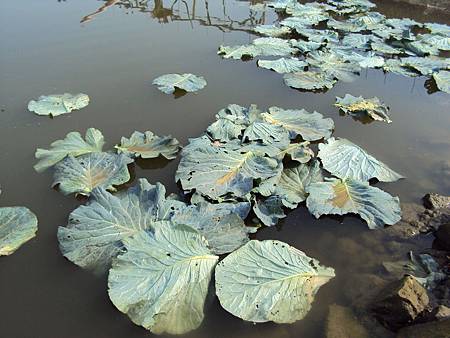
434,305,450,321
435,223,450,251
372,276,429,331
344,274,389,311
396,319,450,338
423,193,450,210
326,304,369,338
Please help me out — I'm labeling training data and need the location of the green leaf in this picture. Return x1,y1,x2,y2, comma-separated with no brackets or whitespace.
215,240,335,323
115,131,180,160
34,128,105,173
254,25,291,37
318,137,403,182
108,224,218,334
262,106,334,141
27,93,89,117
0,206,38,256
433,70,450,94
53,153,132,196
335,94,392,123
306,178,402,229
58,179,185,272
307,50,361,82
152,73,207,94
284,71,337,90
257,58,307,74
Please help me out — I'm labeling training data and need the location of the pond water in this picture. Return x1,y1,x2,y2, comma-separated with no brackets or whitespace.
0,1,449,337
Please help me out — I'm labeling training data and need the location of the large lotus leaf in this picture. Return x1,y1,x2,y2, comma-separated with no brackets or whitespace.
335,94,392,123
383,59,420,77
341,33,374,49
215,103,261,126
34,128,105,173
348,12,386,31
274,160,323,208
0,207,38,256
328,0,376,12
257,58,307,74
58,179,186,271
277,141,314,163
425,23,450,37
215,240,335,323
306,178,401,229
295,29,339,44
284,71,337,90
207,118,245,142
370,41,403,55
401,57,450,76
253,196,286,226
242,121,290,147
290,40,322,53
284,3,329,23
53,153,132,196
327,18,364,32
280,13,326,29
218,44,261,60
262,106,334,141
152,73,207,94
421,34,450,51
252,37,296,56
405,40,440,57
267,0,297,10
318,137,403,182
172,201,253,254
385,18,420,30
28,93,89,117
433,70,450,93
330,47,385,68
307,50,361,82
115,131,180,160
254,25,291,37
108,224,218,334
176,142,281,200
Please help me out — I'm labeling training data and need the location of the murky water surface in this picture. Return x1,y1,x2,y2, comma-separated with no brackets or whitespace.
0,1,449,337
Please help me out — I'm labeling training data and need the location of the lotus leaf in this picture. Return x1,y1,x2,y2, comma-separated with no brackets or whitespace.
53,153,132,196
327,19,364,33
28,93,89,117
318,137,403,182
401,57,450,76
284,71,337,90
242,121,290,147
108,224,218,334
290,40,322,53
277,141,314,163
115,131,180,160
433,70,450,93
253,196,286,226
307,50,361,82
252,37,296,56
254,25,291,37
370,41,402,55
341,33,374,49
306,178,401,229
425,23,450,36
383,59,419,77
0,206,38,256
152,73,207,94
34,128,105,172
215,240,335,323
257,58,307,74
218,44,261,60
335,94,392,123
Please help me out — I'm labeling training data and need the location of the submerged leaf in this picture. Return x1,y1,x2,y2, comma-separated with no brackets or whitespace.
108,224,218,334
34,128,105,172
318,137,403,182
306,178,401,229
115,131,180,160
215,240,335,323
284,71,337,90
257,58,307,74
152,73,207,94
433,70,450,94
335,94,392,123
28,93,89,117
0,206,38,256
53,153,132,196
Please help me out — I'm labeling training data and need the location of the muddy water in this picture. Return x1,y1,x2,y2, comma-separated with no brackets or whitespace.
0,1,449,337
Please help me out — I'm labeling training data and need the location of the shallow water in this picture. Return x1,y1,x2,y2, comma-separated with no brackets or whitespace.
0,1,449,337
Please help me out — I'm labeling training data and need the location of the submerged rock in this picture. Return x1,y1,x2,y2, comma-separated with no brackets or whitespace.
372,276,429,331
326,304,369,338
396,318,450,338
423,193,450,210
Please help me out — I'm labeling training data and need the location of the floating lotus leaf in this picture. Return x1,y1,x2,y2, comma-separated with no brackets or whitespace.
108,224,218,334
257,58,307,73
253,196,286,226
277,141,314,163
285,3,329,23
252,37,296,56
370,41,403,55
218,44,261,60
425,23,450,36
306,178,401,229
34,128,105,173
290,40,322,53
280,13,326,29
53,153,132,196
348,12,386,31
318,137,403,182
0,206,38,256
405,40,440,57
383,59,419,77
328,0,376,13
28,93,89,117
296,29,339,43
115,131,180,160
385,18,420,30
172,201,253,254
58,179,185,271
433,70,450,94
284,71,337,90
242,121,290,147
421,34,450,51
331,47,385,68
267,0,297,10
401,57,450,76
341,33,374,49
152,73,207,94
215,240,335,323
262,106,334,141
307,50,360,82
335,94,392,123
254,25,291,37
176,141,282,200
327,19,363,32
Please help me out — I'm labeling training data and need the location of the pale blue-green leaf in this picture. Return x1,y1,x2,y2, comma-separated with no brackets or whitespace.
342,33,373,49
253,196,286,226
383,59,420,77
34,128,105,173
385,18,420,30
58,179,185,272
0,207,38,256
254,25,291,37
348,12,386,31
252,37,296,56
108,224,218,334
152,73,207,94
370,41,403,55
290,40,322,53
405,40,440,57
207,118,245,142
331,47,385,68
335,94,391,123
218,44,261,60
283,5,328,25
307,50,361,82
433,70,450,94
257,58,307,74
243,121,290,147
279,141,315,163
421,34,450,51
115,131,180,160
401,57,450,76
327,19,364,32
284,71,337,90
215,240,335,323
306,178,401,229
318,137,403,182
28,93,89,117
53,153,132,196
425,22,450,36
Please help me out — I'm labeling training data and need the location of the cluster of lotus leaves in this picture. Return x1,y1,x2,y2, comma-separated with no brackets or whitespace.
218,0,450,94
